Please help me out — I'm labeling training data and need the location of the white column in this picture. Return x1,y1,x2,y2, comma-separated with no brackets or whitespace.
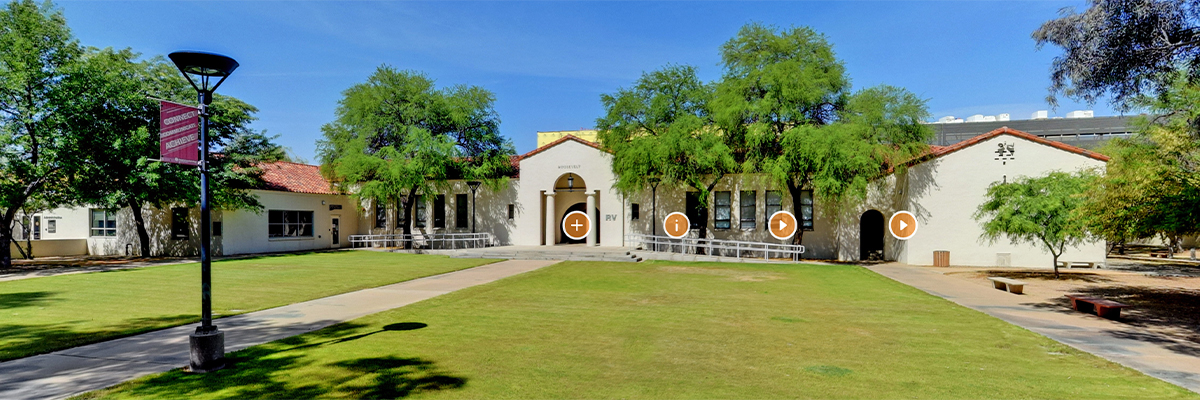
586,191,597,246
544,192,555,246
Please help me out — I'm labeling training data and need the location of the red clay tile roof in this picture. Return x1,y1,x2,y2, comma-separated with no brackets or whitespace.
929,126,1110,162
517,134,606,161
258,161,337,195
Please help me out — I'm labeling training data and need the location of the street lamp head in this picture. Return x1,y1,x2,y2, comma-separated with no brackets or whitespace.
467,181,482,191
168,51,239,104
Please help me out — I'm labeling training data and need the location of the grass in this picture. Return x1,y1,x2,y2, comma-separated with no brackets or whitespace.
79,261,1198,399
0,251,496,361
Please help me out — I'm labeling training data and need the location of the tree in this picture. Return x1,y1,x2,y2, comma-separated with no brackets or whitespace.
596,65,735,246
1032,0,1200,108
0,0,82,268
974,171,1095,278
62,48,285,257
714,23,932,245
318,66,514,246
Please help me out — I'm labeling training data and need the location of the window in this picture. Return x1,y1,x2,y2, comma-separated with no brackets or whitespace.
765,191,782,222
507,204,515,219
433,195,446,228
415,195,426,228
685,192,707,229
714,191,731,229
800,190,814,231
212,221,223,236
740,191,756,230
631,204,640,220
47,220,56,234
268,210,314,238
455,193,469,229
171,208,189,240
90,209,117,237
374,201,386,229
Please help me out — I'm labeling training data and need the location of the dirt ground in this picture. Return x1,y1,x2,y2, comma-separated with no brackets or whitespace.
942,257,1200,348
0,255,184,273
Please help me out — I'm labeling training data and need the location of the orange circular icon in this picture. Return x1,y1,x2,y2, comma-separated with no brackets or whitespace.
663,212,690,239
769,211,798,240
562,211,591,240
889,211,918,240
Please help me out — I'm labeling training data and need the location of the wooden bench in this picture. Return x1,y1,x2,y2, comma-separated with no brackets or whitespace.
987,277,1026,294
1066,295,1131,319
1057,261,1102,269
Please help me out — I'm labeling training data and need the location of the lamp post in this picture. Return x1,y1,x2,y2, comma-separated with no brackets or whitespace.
168,50,238,373
467,181,481,234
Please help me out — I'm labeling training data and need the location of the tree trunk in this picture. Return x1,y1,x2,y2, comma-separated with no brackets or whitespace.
129,199,152,257
0,212,14,269
402,188,418,250
1051,253,1060,279
786,178,808,247
692,176,724,256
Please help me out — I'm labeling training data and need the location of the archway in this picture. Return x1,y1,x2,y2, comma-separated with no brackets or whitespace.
559,202,601,244
860,210,885,261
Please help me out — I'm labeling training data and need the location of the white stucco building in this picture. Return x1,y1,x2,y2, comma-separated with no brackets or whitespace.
11,127,1109,268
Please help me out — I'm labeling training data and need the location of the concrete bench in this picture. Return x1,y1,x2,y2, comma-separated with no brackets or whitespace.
987,277,1026,294
1057,261,1102,269
1066,295,1131,319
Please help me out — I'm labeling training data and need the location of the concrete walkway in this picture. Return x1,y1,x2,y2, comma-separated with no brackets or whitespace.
867,263,1200,394
0,259,559,400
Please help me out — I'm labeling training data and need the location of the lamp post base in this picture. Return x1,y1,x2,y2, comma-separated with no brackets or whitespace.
188,328,225,373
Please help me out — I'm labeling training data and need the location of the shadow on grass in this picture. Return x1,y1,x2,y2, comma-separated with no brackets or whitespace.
0,291,59,308
0,314,196,361
84,321,464,400
1027,285,1200,357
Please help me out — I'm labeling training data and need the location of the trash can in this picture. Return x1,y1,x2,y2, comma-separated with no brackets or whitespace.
933,250,950,267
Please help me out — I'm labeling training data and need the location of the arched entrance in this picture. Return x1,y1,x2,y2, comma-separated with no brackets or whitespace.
559,202,601,244
860,210,885,261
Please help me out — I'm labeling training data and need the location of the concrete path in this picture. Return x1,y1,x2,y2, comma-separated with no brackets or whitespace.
0,259,559,400
867,263,1200,394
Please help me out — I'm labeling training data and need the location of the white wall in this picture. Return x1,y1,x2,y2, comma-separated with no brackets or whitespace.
515,139,624,246
356,180,520,245
894,133,1108,267
221,190,360,256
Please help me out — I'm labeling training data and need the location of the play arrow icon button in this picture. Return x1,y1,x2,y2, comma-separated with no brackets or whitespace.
769,211,797,240
779,219,788,230
899,220,908,231
889,211,918,240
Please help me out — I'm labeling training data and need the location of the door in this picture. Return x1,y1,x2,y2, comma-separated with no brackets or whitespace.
860,210,885,261
33,216,41,240
331,217,341,247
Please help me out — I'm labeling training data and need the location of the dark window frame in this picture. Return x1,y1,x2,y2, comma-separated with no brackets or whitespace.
507,204,515,220
714,191,732,230
455,193,469,229
685,192,707,230
374,201,386,229
631,203,640,220
171,208,190,240
740,191,756,230
765,190,783,223
268,210,315,238
415,195,427,228
90,209,118,237
433,194,446,229
800,189,814,231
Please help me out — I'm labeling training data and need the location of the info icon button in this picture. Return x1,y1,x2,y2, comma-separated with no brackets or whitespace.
889,211,918,240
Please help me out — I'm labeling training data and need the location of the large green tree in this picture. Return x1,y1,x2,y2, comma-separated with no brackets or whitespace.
714,23,932,245
974,171,1095,278
318,66,514,245
0,0,81,268
596,65,736,244
1033,0,1200,108
62,48,285,257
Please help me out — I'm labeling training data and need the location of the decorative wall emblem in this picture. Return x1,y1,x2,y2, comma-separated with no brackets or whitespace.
994,142,1015,164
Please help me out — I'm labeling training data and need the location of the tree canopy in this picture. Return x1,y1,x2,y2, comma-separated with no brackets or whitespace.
318,66,514,240
1033,0,1200,108
974,171,1095,278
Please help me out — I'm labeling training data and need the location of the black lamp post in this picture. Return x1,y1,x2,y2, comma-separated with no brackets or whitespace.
168,50,238,373
466,181,481,234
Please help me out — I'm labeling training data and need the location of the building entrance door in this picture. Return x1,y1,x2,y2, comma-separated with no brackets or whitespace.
860,210,884,261
331,217,341,247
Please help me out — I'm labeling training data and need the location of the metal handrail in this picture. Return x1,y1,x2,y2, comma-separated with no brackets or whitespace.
349,232,494,250
626,234,804,262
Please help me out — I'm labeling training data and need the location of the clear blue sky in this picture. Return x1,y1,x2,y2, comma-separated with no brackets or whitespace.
58,1,1114,162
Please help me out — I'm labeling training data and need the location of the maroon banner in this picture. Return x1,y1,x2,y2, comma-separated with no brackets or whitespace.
159,100,200,165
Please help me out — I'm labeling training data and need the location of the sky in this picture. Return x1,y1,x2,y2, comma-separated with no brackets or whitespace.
57,0,1115,162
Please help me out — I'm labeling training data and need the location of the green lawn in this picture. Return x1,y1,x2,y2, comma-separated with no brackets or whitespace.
0,251,496,361
80,261,1197,399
